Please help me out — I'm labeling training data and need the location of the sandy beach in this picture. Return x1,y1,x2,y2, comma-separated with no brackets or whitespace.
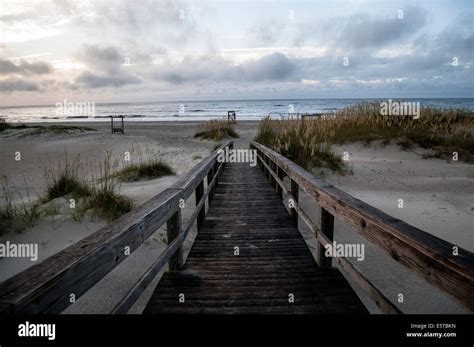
0,120,472,314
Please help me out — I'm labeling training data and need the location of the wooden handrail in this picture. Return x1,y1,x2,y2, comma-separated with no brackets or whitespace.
0,141,233,314
250,140,474,312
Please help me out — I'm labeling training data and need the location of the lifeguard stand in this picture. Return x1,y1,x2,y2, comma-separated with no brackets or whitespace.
109,115,125,134
227,111,236,124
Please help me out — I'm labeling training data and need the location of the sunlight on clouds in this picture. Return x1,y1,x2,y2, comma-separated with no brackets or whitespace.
220,46,327,62
301,79,320,85
374,46,413,58
51,59,85,71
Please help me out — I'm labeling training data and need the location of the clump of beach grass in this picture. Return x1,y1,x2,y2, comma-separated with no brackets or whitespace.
115,160,174,182
113,145,175,182
0,122,96,136
0,183,41,235
1,151,135,231
44,155,92,201
78,152,134,222
20,125,96,137
195,120,239,141
255,103,474,170
255,116,348,173
0,122,32,132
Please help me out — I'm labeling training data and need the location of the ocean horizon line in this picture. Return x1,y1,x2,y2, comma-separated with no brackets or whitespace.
1,96,474,110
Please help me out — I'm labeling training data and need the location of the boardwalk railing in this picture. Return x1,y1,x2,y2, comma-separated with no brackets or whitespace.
250,140,474,313
0,141,233,314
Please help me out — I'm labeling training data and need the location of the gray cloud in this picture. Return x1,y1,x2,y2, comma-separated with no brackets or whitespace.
339,5,427,48
76,71,140,88
0,1,472,100
154,52,297,84
79,45,123,72
0,59,51,75
74,45,141,88
0,78,41,92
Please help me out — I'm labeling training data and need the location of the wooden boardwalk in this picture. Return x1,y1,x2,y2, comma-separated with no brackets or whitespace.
144,163,368,314
2,141,472,315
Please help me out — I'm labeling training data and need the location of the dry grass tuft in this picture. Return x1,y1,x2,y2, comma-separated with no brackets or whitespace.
195,120,239,141
255,102,474,170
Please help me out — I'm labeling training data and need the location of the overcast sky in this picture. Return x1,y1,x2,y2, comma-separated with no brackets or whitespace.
0,0,472,106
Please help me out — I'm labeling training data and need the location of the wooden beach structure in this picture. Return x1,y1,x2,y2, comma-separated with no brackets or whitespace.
227,111,236,124
109,115,125,134
0,140,473,314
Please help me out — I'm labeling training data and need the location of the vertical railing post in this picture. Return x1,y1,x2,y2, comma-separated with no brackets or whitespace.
207,165,215,203
195,179,205,231
290,179,299,221
276,166,284,199
269,160,275,187
258,150,263,170
316,207,334,268
167,209,184,271
263,155,268,177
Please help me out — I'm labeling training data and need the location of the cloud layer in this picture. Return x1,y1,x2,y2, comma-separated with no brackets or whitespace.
0,0,472,103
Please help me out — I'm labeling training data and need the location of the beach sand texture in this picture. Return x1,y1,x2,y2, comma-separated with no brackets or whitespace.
0,121,472,313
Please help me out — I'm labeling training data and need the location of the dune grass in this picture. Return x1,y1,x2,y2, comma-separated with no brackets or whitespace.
0,122,96,136
1,147,177,231
115,159,174,182
0,184,41,235
45,153,134,222
44,155,92,201
255,102,474,171
0,123,31,132
80,154,134,221
20,125,96,137
195,120,239,141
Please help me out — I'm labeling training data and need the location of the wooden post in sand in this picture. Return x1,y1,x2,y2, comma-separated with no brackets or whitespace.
316,207,334,268
167,209,184,270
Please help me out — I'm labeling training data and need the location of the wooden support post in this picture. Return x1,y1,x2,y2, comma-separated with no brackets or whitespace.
268,160,274,184
316,207,334,268
167,209,183,271
271,162,277,189
195,180,205,231
214,161,220,181
207,166,215,203
276,166,284,199
290,179,299,221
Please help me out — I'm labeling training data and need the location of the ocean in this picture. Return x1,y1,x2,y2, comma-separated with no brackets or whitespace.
1,98,473,123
